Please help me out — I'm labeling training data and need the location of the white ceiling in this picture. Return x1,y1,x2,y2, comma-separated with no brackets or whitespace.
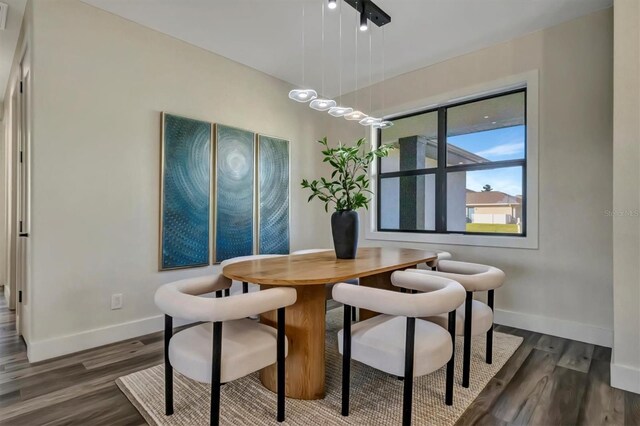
0,0,27,105
86,0,609,100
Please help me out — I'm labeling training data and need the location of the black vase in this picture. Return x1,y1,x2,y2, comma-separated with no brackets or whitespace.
331,210,359,259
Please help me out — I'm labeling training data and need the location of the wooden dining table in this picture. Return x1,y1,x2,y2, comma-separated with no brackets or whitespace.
222,246,437,400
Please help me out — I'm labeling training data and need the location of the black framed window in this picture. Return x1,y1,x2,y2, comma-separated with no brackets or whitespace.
376,88,526,236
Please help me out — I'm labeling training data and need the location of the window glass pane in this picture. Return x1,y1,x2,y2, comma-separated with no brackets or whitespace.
447,92,525,166
380,175,435,231
446,166,523,234
380,111,438,173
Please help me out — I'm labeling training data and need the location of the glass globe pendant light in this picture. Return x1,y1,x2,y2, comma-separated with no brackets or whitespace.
289,89,317,103
359,116,379,126
344,110,367,121
288,2,318,104
328,106,353,117
327,4,352,118
309,4,336,112
310,98,337,111
372,119,393,129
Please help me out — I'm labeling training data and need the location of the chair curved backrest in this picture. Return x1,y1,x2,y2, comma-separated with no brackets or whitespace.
332,272,465,318
425,251,452,269
406,260,505,292
155,273,296,322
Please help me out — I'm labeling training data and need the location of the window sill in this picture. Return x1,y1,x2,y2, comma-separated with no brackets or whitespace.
365,229,538,249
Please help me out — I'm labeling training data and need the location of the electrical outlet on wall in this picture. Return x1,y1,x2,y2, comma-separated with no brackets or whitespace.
111,293,123,310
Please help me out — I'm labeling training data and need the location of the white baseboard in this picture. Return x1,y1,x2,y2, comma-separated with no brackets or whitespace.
611,363,640,394
494,308,613,347
26,306,614,363
3,284,10,304
26,314,194,363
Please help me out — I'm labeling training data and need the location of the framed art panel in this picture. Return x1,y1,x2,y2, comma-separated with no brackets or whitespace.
160,113,211,270
258,135,290,254
214,124,255,262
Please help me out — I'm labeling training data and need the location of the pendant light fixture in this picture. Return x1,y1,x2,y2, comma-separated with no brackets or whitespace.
372,120,393,129
359,116,378,125
310,98,337,111
328,106,353,117
289,89,318,102
373,26,393,128
287,0,391,127
359,9,368,31
359,27,378,126
310,2,336,111
346,6,368,123
288,2,317,103
349,3,370,124
345,110,367,121
328,2,352,118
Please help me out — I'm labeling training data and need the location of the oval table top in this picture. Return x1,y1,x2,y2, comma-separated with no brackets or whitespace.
222,247,437,285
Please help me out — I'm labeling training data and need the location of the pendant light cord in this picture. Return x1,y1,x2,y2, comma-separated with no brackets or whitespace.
382,26,385,114
339,2,343,104
302,1,305,86
354,1,358,110
369,29,372,114
321,1,325,96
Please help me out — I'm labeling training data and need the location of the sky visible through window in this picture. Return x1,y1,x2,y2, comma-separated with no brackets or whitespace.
448,125,525,195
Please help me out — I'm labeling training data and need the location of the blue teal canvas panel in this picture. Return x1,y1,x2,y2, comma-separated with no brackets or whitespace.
161,113,211,269
258,136,290,254
215,125,255,262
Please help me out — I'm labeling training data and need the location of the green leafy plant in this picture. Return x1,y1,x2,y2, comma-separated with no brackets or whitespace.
301,137,395,212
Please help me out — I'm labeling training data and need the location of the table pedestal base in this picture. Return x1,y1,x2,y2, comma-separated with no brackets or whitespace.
260,284,326,400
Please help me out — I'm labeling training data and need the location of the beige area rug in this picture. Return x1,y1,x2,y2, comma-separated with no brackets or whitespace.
117,309,523,425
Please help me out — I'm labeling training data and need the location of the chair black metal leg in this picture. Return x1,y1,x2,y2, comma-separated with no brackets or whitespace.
164,315,174,416
341,304,352,417
486,289,494,365
445,310,456,405
215,290,223,298
242,281,248,294
463,291,473,388
277,307,286,422
403,317,416,426
210,322,223,426
351,306,357,322
224,288,230,297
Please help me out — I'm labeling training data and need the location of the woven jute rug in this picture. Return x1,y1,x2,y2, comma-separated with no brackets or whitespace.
117,308,522,425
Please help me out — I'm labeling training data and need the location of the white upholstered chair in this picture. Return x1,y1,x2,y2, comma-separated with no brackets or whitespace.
154,274,297,425
291,248,358,320
425,251,452,270
220,254,285,295
404,260,505,388
333,271,466,425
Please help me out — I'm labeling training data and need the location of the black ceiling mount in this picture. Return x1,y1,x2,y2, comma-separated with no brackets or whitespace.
344,0,391,27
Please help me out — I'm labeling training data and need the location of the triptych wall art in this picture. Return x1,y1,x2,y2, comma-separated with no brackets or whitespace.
160,113,290,270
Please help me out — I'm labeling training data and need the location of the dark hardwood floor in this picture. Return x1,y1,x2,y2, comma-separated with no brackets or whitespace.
1,292,638,425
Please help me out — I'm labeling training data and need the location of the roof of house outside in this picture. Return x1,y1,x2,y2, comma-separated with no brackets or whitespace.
466,190,521,206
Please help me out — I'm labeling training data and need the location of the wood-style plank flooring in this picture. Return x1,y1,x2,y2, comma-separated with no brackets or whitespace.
1,292,639,425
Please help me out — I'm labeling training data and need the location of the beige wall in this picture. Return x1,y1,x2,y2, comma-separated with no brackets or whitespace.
2,1,30,317
337,9,614,346
0,120,5,289
612,0,640,394
24,0,338,360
